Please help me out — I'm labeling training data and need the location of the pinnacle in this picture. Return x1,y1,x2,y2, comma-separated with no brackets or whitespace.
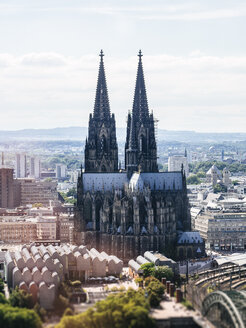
132,50,149,121
93,50,111,121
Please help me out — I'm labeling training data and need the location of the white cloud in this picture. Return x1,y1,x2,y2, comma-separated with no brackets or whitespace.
0,51,246,132
20,53,68,66
1,1,246,21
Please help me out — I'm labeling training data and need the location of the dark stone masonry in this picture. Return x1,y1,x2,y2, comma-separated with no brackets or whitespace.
75,50,191,262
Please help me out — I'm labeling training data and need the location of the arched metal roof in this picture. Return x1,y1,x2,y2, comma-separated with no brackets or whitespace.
214,253,246,267
202,290,246,328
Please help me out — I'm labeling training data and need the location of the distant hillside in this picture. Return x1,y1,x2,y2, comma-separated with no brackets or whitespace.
0,127,245,143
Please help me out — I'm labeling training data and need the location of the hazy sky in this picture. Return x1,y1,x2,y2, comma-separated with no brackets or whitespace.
0,0,246,132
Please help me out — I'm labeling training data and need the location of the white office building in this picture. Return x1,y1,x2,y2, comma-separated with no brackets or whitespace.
15,153,27,178
168,155,189,177
56,164,67,179
30,157,41,179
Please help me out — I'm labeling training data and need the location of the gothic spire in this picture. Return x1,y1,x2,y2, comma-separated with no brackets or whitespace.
128,114,137,150
93,50,111,121
132,50,149,122
126,113,138,178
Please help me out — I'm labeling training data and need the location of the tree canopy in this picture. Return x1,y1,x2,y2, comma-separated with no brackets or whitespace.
9,287,33,309
140,263,174,282
56,289,156,328
186,175,201,185
0,303,42,328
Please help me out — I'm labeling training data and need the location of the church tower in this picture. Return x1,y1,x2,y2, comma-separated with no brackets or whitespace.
125,50,158,175
85,50,118,172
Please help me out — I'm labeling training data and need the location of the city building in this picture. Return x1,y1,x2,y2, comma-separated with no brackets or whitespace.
56,164,67,179
177,231,205,259
206,165,221,186
0,168,14,208
36,216,57,240
222,167,231,186
57,214,74,242
70,170,79,183
194,211,246,251
168,155,189,177
0,219,37,243
76,51,191,262
4,244,123,309
30,157,41,179
40,171,56,179
18,178,58,206
15,153,27,178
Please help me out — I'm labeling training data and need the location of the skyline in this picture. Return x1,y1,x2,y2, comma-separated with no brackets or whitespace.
0,0,246,132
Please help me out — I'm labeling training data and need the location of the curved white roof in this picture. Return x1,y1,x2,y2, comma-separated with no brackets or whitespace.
128,259,141,273
144,251,159,265
215,253,246,267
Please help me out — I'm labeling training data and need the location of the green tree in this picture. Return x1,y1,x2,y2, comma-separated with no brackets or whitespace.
144,276,160,287
214,184,227,193
0,303,42,328
0,293,8,304
148,291,161,307
140,263,155,278
146,281,164,298
55,289,156,328
9,287,33,309
153,266,174,282
0,277,4,294
186,175,201,185
67,187,77,198
196,171,206,178
62,307,74,317
146,279,165,308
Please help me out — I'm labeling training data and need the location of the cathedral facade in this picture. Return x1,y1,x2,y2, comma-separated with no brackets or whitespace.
75,50,191,262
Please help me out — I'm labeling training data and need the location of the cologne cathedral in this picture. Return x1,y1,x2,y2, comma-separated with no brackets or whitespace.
75,50,191,261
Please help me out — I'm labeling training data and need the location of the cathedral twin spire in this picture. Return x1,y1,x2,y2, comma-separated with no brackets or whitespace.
93,50,111,121
132,50,149,122
84,50,118,173
126,50,158,175
85,50,158,175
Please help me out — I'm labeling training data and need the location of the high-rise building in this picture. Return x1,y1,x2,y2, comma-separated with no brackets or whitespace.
56,164,67,179
0,168,15,208
30,157,41,179
222,167,231,186
15,153,27,178
168,156,189,177
75,51,191,261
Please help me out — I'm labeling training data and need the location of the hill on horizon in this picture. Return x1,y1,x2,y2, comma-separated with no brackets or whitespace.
0,126,245,143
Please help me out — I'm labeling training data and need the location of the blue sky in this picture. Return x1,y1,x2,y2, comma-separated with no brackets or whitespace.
0,0,246,132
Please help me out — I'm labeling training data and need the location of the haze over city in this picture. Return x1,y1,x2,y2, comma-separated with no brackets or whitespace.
0,0,246,132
